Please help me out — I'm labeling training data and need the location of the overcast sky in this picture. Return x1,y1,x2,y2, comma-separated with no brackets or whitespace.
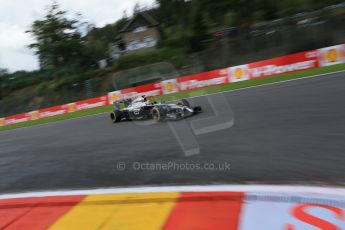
0,0,155,72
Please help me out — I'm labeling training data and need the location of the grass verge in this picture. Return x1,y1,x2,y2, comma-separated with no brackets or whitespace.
1,63,345,132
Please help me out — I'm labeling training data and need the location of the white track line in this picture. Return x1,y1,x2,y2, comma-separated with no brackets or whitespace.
0,184,345,199
1,69,344,133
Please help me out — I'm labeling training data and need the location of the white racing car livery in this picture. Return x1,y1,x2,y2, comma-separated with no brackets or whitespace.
110,96,202,123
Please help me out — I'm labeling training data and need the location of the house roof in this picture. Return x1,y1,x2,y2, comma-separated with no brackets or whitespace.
120,12,159,33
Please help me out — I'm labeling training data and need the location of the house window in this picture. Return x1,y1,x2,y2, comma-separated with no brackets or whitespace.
126,37,157,51
133,26,147,33
143,37,157,48
127,40,140,51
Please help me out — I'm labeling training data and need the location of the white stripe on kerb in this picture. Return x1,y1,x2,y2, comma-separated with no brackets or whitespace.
0,184,344,200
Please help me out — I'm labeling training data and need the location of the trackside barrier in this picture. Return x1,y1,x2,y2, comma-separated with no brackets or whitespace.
1,44,344,127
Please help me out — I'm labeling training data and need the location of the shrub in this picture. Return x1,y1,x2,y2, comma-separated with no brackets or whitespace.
116,48,190,70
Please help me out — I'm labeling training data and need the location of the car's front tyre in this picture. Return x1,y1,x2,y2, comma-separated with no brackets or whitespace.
152,106,166,122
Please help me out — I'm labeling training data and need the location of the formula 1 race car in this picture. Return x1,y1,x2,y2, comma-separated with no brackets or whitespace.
110,96,202,123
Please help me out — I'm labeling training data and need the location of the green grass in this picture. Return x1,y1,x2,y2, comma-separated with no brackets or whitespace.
1,63,345,132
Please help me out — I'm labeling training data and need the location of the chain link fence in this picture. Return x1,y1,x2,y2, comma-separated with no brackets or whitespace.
198,9,345,71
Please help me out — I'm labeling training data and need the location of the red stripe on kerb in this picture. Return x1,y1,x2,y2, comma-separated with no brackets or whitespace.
163,192,244,230
0,195,85,230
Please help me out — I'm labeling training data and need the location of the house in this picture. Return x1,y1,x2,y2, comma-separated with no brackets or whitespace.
117,12,161,54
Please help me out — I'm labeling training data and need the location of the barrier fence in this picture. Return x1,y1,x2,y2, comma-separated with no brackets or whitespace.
1,44,344,127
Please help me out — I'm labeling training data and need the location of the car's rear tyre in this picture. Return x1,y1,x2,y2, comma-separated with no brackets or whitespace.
152,106,166,122
110,110,122,123
176,99,190,107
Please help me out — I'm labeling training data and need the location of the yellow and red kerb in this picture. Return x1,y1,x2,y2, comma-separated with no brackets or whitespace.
0,192,244,230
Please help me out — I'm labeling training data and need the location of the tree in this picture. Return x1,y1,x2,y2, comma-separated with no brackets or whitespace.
155,0,191,27
133,2,142,14
26,2,84,69
189,0,210,51
0,68,8,100
122,10,128,20
0,68,8,75
81,17,128,68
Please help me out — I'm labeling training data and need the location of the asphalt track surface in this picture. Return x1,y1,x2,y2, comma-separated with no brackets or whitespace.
1,72,345,194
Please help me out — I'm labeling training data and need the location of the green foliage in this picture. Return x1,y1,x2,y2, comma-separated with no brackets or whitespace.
36,82,48,96
81,19,128,67
158,25,190,50
189,0,211,51
2,71,45,94
224,11,237,27
116,48,190,70
26,2,84,69
155,0,191,27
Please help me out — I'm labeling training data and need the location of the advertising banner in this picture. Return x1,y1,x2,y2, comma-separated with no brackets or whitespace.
28,111,40,121
249,50,318,79
108,90,123,104
0,118,5,127
4,113,30,125
228,65,250,83
318,44,345,67
74,96,109,111
67,103,77,113
38,105,67,119
121,82,162,99
161,79,179,95
177,69,229,91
